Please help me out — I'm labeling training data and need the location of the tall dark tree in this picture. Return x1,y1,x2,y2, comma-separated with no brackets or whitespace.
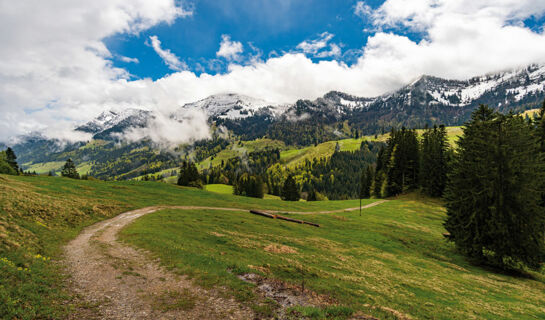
372,146,386,197
5,147,19,173
359,165,372,199
281,175,300,201
536,99,545,207
445,105,545,270
177,161,202,188
61,159,79,179
420,125,449,197
384,127,420,196
234,174,264,198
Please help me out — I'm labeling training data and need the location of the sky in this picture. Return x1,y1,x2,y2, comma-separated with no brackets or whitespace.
1,0,545,143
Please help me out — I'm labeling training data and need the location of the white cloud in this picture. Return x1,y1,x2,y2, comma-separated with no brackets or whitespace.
120,109,210,148
119,56,139,63
297,32,332,54
354,1,373,19
2,0,545,144
297,32,341,58
216,35,244,60
148,35,187,71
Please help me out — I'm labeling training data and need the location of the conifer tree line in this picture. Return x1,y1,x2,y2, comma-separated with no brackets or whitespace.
233,173,264,198
444,104,545,271
365,126,449,199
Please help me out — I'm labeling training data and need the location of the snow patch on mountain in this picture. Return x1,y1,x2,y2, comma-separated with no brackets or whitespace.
173,93,276,120
77,108,151,134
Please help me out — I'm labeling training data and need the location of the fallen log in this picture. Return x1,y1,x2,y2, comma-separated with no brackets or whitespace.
250,210,320,227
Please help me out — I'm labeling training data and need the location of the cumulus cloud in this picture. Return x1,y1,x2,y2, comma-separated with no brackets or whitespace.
216,35,244,60
2,0,545,145
148,35,187,71
296,32,341,57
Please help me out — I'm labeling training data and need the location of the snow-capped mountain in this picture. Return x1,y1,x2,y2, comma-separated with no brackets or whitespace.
366,64,545,111
279,64,545,124
173,93,278,120
76,108,152,135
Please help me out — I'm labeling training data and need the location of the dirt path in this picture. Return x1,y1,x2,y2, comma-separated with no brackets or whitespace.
265,199,388,215
65,206,252,320
64,201,387,319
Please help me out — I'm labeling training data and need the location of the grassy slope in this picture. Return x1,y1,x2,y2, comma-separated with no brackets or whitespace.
205,183,281,200
280,126,463,168
0,174,371,319
120,194,545,320
197,138,286,170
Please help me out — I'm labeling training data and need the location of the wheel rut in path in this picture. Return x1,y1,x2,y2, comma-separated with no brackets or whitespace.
64,202,387,319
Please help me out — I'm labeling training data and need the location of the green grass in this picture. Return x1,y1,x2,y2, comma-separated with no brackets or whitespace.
198,138,286,170
120,194,545,320
0,174,373,319
205,183,282,200
205,183,234,194
24,161,65,174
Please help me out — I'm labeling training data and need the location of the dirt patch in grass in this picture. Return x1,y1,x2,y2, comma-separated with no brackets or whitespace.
238,272,336,318
265,244,298,254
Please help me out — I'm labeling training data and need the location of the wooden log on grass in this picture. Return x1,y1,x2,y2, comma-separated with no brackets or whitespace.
250,210,320,227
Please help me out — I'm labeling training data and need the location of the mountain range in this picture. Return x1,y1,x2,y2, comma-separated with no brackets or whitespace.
9,63,545,178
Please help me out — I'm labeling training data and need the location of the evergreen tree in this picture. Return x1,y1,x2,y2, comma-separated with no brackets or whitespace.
307,188,318,201
372,146,386,197
0,150,17,175
445,105,545,270
420,125,449,197
359,165,372,198
384,128,420,196
535,99,545,207
281,175,300,201
5,147,19,173
177,161,202,188
61,159,79,179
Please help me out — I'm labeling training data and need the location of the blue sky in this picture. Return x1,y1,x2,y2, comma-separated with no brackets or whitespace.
2,0,545,141
106,0,389,79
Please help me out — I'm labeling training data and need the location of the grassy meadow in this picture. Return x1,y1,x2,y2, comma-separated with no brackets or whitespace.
2,174,545,319
119,195,545,320
0,174,370,319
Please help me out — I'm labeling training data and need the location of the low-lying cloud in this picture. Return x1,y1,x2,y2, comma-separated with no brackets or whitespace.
119,109,211,149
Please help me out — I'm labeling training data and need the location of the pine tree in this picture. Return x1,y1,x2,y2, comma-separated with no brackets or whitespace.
372,146,386,197
5,147,19,173
359,165,372,199
535,100,545,207
178,161,202,188
384,128,420,196
420,125,449,197
445,105,545,270
281,175,300,201
61,159,79,179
